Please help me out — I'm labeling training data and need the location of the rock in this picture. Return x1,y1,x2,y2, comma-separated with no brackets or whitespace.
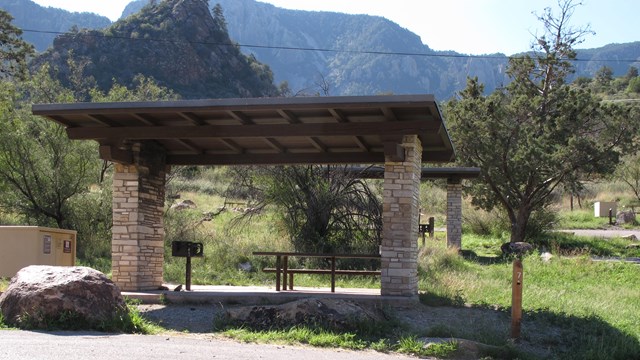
170,199,197,210
500,242,534,256
219,298,388,331
419,337,510,360
237,262,252,272
622,234,638,241
540,252,553,262
616,210,636,225
0,266,127,329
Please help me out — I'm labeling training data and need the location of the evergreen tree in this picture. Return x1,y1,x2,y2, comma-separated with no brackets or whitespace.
445,0,636,243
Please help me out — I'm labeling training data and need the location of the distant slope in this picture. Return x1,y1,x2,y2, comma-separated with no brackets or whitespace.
573,42,640,78
0,0,111,52
124,0,510,99
5,0,639,100
32,0,279,99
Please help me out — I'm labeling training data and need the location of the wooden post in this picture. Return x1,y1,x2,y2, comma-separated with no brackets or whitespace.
429,216,435,238
282,255,288,290
330,256,336,293
275,255,281,291
511,258,523,339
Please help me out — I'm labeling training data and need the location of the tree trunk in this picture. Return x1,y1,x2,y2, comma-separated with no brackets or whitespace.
510,208,531,243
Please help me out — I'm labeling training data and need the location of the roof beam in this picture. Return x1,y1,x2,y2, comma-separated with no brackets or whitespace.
66,120,441,140
168,152,386,166
219,138,243,153
179,112,205,126
381,108,398,121
228,111,253,125
308,137,328,152
99,145,133,164
87,114,119,127
132,113,158,126
277,109,300,124
328,108,348,123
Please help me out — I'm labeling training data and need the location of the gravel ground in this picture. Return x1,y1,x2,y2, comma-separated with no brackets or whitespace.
136,301,552,358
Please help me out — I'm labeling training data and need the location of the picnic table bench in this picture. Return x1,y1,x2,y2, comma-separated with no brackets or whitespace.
252,251,381,292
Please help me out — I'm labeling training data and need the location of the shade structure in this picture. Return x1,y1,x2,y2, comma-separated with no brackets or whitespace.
32,94,455,166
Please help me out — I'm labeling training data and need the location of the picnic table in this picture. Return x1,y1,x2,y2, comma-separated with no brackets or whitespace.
252,251,381,292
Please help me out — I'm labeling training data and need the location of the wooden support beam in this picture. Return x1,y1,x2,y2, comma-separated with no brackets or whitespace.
179,112,205,126
99,145,133,164
131,113,158,126
308,137,328,152
277,109,300,124
384,142,405,162
168,152,384,166
381,107,398,121
264,138,285,153
219,138,243,153
88,114,119,127
228,111,253,125
66,120,439,140
328,108,348,123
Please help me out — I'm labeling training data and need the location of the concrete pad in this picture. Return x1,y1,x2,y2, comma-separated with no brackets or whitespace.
122,284,418,307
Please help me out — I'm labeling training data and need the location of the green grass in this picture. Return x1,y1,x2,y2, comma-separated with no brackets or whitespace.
557,209,616,229
222,327,461,358
418,238,640,359
3,298,162,334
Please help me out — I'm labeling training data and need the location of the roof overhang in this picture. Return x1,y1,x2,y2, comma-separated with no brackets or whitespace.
32,95,456,166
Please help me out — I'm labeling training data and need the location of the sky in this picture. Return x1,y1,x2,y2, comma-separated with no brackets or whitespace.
30,0,638,55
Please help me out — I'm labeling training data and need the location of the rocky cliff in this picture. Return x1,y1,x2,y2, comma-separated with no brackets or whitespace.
33,0,279,99
0,0,111,52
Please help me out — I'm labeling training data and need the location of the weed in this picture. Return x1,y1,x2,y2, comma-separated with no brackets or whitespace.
0,277,9,292
0,312,11,329
397,335,459,358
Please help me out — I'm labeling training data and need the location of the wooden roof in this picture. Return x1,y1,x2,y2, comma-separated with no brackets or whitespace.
344,166,481,180
32,95,455,166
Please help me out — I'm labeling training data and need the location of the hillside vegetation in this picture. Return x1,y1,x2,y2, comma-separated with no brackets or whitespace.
31,0,280,100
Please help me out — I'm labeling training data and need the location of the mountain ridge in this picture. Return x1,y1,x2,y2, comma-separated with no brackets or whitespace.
31,0,279,100
2,0,639,100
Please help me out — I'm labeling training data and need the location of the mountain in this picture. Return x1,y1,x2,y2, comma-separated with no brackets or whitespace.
32,0,279,100
124,0,510,99
0,0,111,52
3,0,639,100
572,42,640,79
123,0,640,99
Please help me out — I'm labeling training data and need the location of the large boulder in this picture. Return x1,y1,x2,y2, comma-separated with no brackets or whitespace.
219,298,389,331
500,242,534,257
616,210,636,225
0,266,127,329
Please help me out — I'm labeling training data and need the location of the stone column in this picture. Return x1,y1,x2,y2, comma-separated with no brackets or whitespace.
381,135,422,297
446,178,463,249
111,142,167,291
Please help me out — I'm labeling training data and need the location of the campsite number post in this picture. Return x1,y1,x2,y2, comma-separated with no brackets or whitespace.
511,258,523,339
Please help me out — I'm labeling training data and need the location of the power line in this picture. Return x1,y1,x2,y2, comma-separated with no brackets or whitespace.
21,28,640,64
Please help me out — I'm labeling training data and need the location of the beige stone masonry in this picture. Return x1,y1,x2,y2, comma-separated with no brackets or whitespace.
381,135,422,297
446,179,463,249
111,142,167,291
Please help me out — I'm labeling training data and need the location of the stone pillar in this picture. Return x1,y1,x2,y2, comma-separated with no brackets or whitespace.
446,178,463,249
111,142,167,291
381,135,422,297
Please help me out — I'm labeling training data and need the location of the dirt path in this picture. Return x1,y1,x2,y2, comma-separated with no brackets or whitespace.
558,229,640,239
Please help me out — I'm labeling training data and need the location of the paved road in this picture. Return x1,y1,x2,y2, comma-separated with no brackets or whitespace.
0,330,416,360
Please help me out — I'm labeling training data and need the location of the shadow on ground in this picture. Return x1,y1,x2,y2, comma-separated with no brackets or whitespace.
411,295,640,360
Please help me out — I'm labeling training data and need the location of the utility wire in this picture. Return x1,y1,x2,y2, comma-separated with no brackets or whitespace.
21,28,640,64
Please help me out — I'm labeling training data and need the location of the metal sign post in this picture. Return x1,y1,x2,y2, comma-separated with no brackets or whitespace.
511,258,523,339
171,241,204,291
